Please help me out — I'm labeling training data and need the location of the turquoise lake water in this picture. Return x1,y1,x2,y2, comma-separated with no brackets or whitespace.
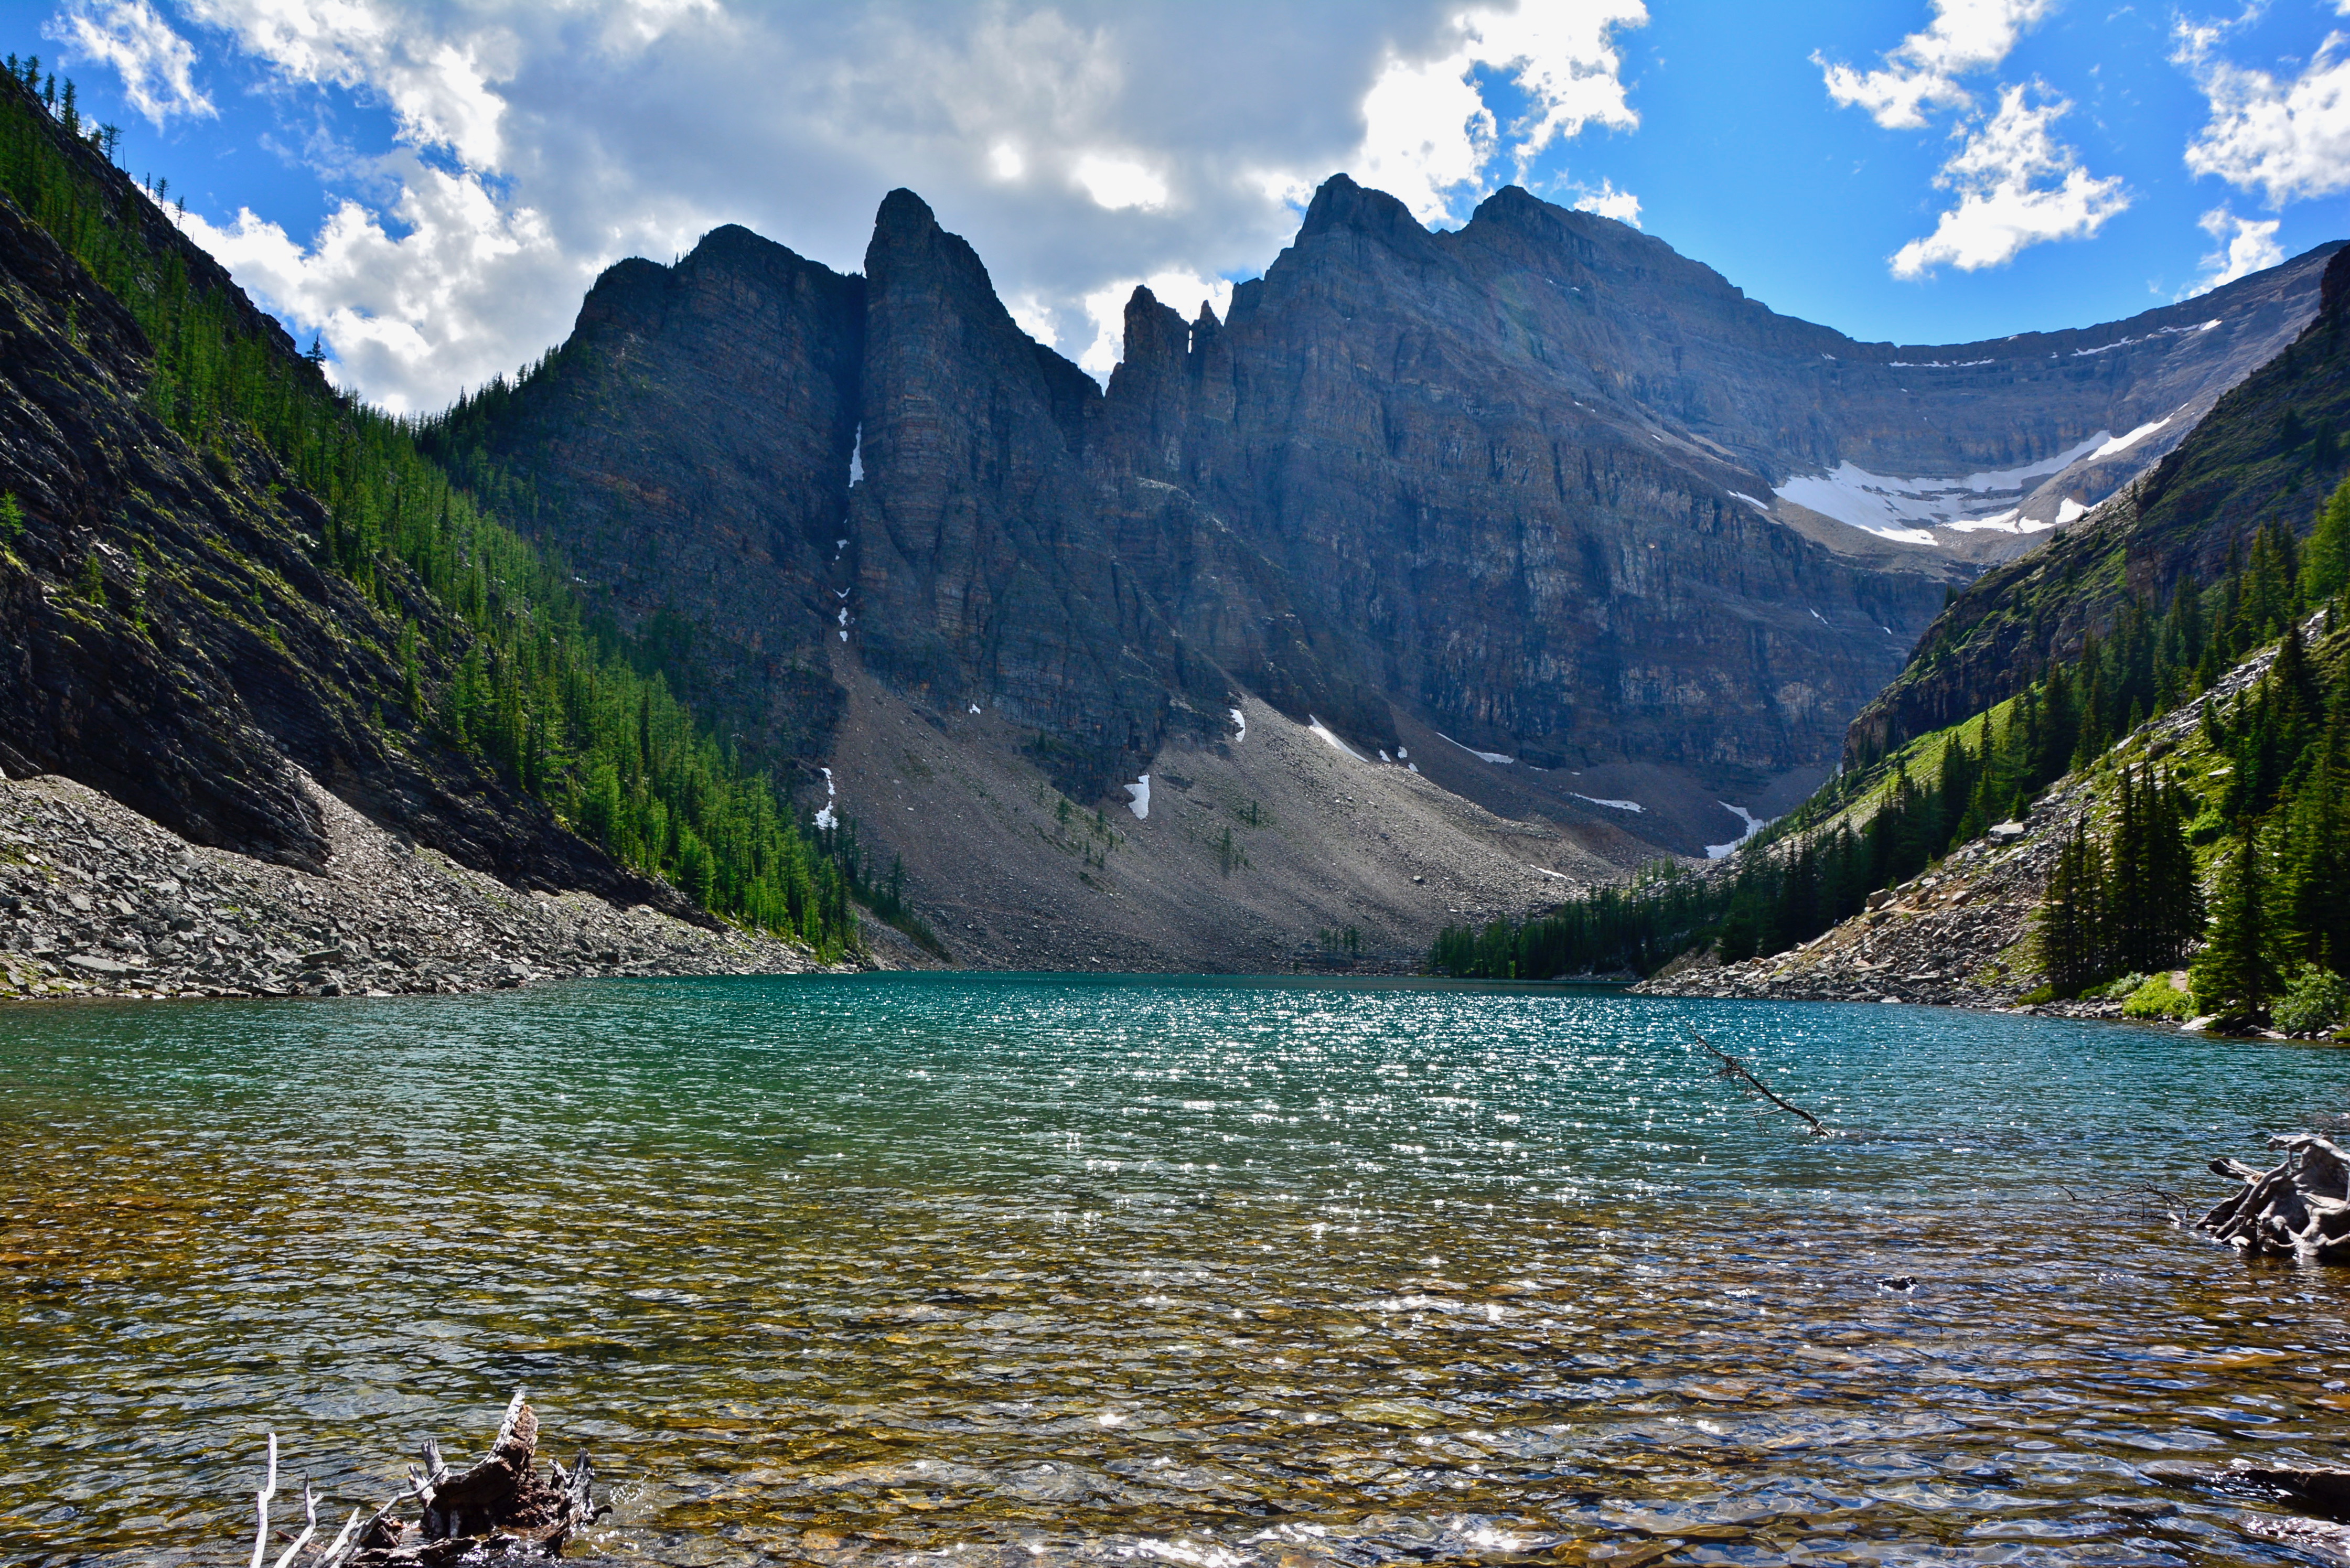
4,975,2349,1565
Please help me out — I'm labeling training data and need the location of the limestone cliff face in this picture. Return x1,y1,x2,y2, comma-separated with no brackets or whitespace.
443,175,2333,832
1135,176,1939,777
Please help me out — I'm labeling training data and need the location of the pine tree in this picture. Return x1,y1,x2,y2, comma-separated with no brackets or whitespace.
2278,681,2350,971
2307,475,2350,604
2038,818,2108,996
2192,824,2280,1024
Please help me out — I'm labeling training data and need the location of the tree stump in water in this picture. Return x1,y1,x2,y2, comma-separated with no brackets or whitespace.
252,1391,602,1566
2198,1133,2350,1261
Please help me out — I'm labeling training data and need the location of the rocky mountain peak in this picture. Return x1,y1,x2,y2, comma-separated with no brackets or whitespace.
1295,172,1430,250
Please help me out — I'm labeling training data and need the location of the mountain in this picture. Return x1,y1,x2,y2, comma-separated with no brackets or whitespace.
1848,245,2350,765
425,178,2330,947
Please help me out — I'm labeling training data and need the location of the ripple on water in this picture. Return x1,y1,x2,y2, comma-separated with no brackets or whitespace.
2,975,2348,1566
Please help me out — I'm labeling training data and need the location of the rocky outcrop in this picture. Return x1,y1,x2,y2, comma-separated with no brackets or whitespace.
429,224,864,768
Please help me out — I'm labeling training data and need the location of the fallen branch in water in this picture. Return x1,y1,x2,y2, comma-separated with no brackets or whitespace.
2196,1133,2350,1262
242,1390,603,1565
1689,1032,1827,1136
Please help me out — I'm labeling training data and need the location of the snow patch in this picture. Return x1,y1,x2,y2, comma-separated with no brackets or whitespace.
1572,793,1643,813
1527,864,1568,880
1888,358,1994,368
1728,491,1773,514
2055,497,2088,525
1123,775,1151,820
1705,802,1770,860
1228,706,1247,743
1773,433,2113,541
2089,416,2170,462
1307,716,1369,762
969,702,982,714
1809,607,1829,625
1394,746,1408,759
848,423,864,485
1436,731,1513,765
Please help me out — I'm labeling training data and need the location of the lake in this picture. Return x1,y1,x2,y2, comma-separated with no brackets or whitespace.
3,975,2347,1565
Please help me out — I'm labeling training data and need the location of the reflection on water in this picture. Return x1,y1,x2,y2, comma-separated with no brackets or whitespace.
3,975,2349,1565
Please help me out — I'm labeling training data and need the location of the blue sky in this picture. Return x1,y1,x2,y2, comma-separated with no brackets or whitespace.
9,1,2350,412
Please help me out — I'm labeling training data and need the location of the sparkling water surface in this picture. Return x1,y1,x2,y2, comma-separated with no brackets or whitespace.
4,974,2350,1566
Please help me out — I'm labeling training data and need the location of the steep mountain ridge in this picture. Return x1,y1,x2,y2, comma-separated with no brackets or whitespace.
424,174,2336,963
0,170,650,896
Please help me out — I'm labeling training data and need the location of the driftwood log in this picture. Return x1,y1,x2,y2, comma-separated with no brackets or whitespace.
2199,1133,2350,1260
248,1391,602,1566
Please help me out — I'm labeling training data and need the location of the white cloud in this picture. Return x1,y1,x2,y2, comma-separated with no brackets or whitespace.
1073,153,1168,211
1571,176,1639,226
131,2,1646,409
184,157,581,414
44,0,214,125
1891,84,2129,277
1350,1,1646,223
2183,203,2285,295
180,0,520,170
1817,0,2053,130
2179,29,2350,206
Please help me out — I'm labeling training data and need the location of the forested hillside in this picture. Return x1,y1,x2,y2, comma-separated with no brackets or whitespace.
0,59,854,954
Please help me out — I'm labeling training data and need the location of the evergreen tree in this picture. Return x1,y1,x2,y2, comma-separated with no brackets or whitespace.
2192,824,2280,1024
2278,681,2350,971
2038,818,2109,996
2306,475,2350,604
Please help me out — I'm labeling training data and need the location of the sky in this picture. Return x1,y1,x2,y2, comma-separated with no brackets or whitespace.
8,0,2350,414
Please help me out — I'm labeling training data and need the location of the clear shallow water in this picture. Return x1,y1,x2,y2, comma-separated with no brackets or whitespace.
4,976,2350,1566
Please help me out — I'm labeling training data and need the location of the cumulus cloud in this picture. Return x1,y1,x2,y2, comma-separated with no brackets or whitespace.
1350,1,1645,222
84,2,1646,410
1816,0,2052,130
180,0,519,169
1571,177,1639,226
44,0,213,125
1819,3,2124,280
2178,28,2350,206
184,159,582,414
1891,84,2128,277
2183,204,2285,296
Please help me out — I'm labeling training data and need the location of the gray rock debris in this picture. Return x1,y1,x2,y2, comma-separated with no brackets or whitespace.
0,772,837,1002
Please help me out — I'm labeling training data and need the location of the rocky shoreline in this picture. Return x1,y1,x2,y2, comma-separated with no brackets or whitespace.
0,772,839,1002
